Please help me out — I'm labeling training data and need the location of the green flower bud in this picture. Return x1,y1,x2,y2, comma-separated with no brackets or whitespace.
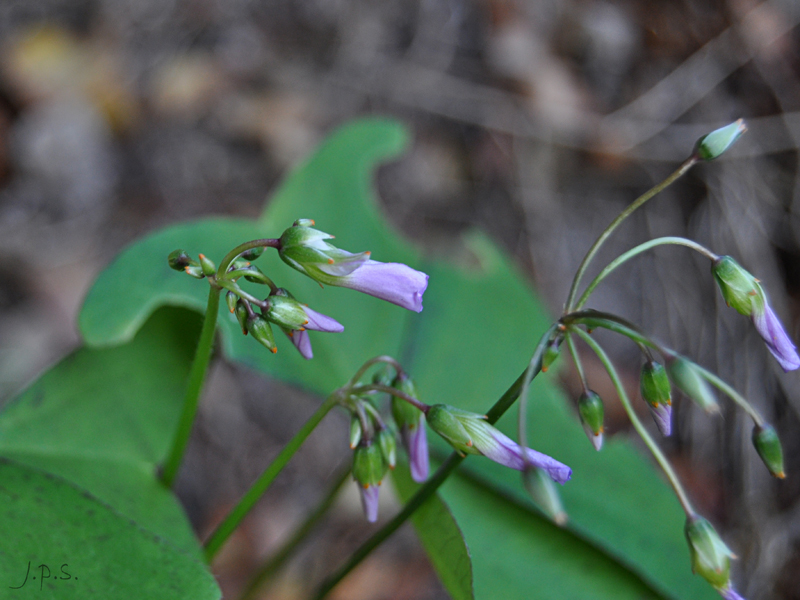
752,424,785,479
377,428,397,470
685,516,734,588
391,375,422,430
184,265,205,279
711,256,763,317
523,467,567,526
577,390,604,451
425,404,475,456
239,246,265,261
349,414,363,450
234,301,249,335
225,291,238,314
198,254,216,277
167,249,194,271
264,295,309,331
246,315,277,353
694,120,746,161
667,356,719,413
352,442,388,488
541,339,561,373
242,265,271,284
640,361,672,408
371,365,394,388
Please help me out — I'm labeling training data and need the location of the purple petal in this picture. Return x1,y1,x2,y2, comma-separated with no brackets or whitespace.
719,585,746,600
480,428,572,484
359,484,380,523
586,429,603,451
302,306,344,332
284,329,313,359
336,260,429,312
403,416,429,482
752,304,800,371
648,403,672,436
316,249,371,277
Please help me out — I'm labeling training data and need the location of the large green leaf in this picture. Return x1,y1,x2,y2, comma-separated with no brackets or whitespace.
77,118,716,599
0,458,218,599
0,308,220,599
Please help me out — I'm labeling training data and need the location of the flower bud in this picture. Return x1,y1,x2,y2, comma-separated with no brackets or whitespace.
685,516,735,588
246,315,277,353
168,249,194,271
523,467,567,526
241,265,271,284
752,424,785,479
711,256,762,317
376,428,397,470
666,356,719,413
198,254,216,277
577,390,604,451
225,291,238,314
640,361,671,407
264,295,309,331
184,265,205,279
239,246,265,261
541,339,561,373
694,120,746,161
352,442,387,488
425,404,475,456
349,414,363,449
391,375,422,429
234,301,249,335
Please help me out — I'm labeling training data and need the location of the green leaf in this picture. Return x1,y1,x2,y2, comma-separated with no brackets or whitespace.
392,463,473,600
78,118,717,599
0,458,218,600
0,307,220,599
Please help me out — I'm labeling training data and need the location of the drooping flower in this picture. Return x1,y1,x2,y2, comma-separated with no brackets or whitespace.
264,289,344,360
426,404,571,484
278,220,429,312
352,441,388,523
391,375,429,482
685,515,736,589
648,402,672,437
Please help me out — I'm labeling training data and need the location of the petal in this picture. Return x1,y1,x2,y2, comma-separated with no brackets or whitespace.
315,249,371,277
359,484,380,523
302,306,344,332
283,328,313,359
479,427,572,484
403,416,429,482
336,260,429,312
719,585,746,600
648,403,672,437
752,304,800,371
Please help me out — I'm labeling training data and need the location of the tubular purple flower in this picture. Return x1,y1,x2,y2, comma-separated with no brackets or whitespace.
402,414,429,482
719,586,746,600
479,427,572,484
359,484,380,523
330,260,428,312
279,305,344,360
752,304,800,372
648,403,672,437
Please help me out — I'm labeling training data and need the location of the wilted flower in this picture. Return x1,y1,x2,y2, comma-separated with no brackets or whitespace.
426,404,571,484
752,304,800,372
278,220,429,312
352,442,388,523
266,289,344,359
640,361,672,436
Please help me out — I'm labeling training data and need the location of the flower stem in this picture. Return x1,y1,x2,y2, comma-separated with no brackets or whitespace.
566,332,588,391
204,393,341,562
161,286,221,488
570,326,696,517
347,355,405,387
564,157,698,313
350,383,429,413
238,467,351,600
217,239,281,276
575,236,718,310
216,279,268,309
688,362,765,427
312,328,555,599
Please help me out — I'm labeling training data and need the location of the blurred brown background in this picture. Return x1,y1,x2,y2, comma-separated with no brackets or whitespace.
1,1,799,598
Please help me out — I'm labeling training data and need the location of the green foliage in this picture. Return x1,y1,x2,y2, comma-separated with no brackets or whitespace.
72,118,715,599
0,308,220,599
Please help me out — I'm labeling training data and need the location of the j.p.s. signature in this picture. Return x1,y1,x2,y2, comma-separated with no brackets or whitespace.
9,562,75,591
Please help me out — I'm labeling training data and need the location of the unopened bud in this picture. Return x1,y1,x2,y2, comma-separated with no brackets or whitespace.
234,301,249,335
198,254,216,277
541,339,561,373
391,375,422,429
685,516,734,588
168,249,194,271
246,315,277,353
667,356,719,413
523,467,567,526
425,404,474,456
239,246,265,261
694,120,746,161
577,390,604,451
225,291,238,314
352,442,387,488
184,265,205,279
349,414,363,449
243,265,271,284
712,256,763,316
264,295,308,330
752,424,785,479
640,361,671,407
377,428,397,470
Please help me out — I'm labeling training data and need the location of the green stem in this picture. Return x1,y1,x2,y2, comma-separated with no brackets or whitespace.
564,157,698,313
575,236,718,310
566,332,588,390
161,286,221,487
350,384,429,413
688,362,764,427
570,327,696,517
238,467,351,600
216,279,268,309
217,239,281,276
561,310,662,352
347,355,405,388
204,393,341,562
313,328,554,599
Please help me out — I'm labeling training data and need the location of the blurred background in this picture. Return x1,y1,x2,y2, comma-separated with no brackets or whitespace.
0,0,799,598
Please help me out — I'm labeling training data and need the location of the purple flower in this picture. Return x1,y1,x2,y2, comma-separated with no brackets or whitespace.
280,305,344,360
401,414,429,482
329,260,428,313
648,402,672,437
426,404,571,484
359,484,380,523
719,586,746,600
752,304,800,372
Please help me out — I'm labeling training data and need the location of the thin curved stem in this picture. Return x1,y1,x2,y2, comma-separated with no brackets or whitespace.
566,332,588,391
313,327,554,599
575,236,719,310
216,279,268,309
161,286,221,487
238,467,351,600
570,327,695,517
204,393,341,562
561,310,663,353
347,356,405,388
217,239,281,277
350,384,429,414
225,269,279,295
564,156,698,313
